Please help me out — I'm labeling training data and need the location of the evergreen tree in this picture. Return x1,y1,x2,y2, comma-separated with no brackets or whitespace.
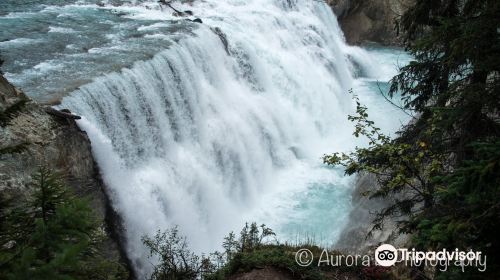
0,167,127,280
325,0,499,278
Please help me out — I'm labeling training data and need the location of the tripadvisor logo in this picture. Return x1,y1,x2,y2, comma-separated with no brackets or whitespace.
375,244,398,267
373,244,487,272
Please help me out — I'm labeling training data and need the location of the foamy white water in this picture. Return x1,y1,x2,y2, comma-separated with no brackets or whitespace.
57,0,410,277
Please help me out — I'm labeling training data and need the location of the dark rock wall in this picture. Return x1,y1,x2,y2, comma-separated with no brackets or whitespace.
328,0,413,46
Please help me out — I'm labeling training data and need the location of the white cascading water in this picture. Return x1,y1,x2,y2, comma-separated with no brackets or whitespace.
60,0,403,277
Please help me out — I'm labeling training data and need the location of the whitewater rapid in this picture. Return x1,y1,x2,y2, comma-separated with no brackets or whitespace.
56,0,410,277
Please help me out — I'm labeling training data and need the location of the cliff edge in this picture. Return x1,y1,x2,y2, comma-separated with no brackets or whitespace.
0,74,125,269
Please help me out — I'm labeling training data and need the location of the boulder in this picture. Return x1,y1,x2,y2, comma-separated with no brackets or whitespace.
328,0,414,46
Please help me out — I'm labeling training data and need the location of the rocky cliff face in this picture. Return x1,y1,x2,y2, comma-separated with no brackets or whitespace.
335,173,408,254
0,74,126,268
328,0,412,46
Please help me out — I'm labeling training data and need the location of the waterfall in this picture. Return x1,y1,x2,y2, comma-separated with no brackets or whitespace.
61,0,374,276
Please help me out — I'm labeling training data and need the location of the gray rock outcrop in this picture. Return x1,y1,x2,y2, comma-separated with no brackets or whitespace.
328,0,413,46
0,74,126,269
336,173,408,254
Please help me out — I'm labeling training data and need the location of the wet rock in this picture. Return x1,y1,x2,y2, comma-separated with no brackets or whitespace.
210,27,229,55
335,173,409,254
328,0,413,46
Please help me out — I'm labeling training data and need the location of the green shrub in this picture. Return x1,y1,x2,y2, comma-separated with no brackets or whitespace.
0,166,127,280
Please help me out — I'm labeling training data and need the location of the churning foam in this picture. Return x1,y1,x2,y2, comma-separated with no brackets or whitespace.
61,0,401,277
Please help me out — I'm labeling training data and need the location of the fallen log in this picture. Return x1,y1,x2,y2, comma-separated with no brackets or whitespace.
45,107,81,120
159,0,195,17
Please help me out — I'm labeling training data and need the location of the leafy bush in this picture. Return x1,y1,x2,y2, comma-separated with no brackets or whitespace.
142,227,209,280
325,1,500,278
144,223,372,280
